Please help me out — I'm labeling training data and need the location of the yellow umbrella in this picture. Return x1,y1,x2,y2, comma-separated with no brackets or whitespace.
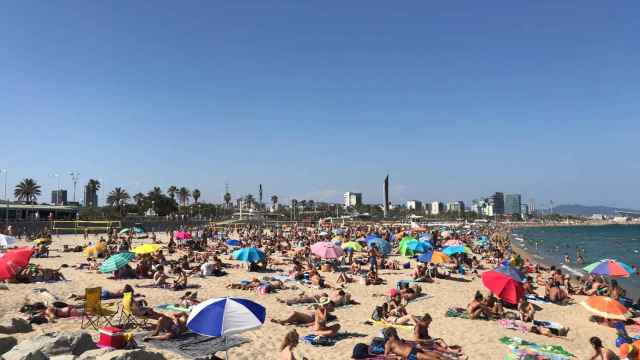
132,243,161,255
342,241,363,252
83,242,106,257
332,235,345,242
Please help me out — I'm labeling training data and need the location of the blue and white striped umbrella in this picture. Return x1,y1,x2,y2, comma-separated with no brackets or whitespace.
225,239,241,247
187,297,266,337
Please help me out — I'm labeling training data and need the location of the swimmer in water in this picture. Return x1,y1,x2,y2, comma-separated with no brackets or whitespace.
563,254,571,264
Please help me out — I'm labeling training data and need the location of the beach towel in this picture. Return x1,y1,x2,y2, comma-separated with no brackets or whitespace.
134,331,249,360
499,337,574,359
303,332,367,347
406,293,433,304
526,294,549,306
445,307,470,319
368,318,414,331
155,304,191,313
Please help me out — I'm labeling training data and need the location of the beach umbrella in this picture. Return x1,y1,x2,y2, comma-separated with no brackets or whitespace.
581,296,631,320
399,240,429,256
175,231,192,240
443,239,464,247
132,244,161,255
99,252,135,273
332,229,344,235
133,226,145,234
481,270,524,305
311,241,344,259
232,247,265,263
187,297,266,359
419,234,432,243
0,247,34,280
332,235,345,243
225,239,241,247
399,236,417,247
366,237,391,255
442,246,471,256
583,259,634,278
417,251,450,264
0,234,17,248
319,231,329,236
494,264,526,283
342,241,363,252
118,228,131,235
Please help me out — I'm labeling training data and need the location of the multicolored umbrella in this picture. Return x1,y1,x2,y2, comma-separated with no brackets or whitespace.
443,239,464,247
0,247,33,280
481,270,524,305
583,259,634,278
366,237,391,255
417,251,450,264
581,296,631,320
99,252,135,273
494,264,526,283
341,241,363,252
399,240,429,256
442,246,471,256
175,231,192,240
311,241,344,259
132,244,161,255
232,247,265,263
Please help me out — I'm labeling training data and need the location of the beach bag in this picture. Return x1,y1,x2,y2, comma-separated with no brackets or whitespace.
257,285,270,295
371,306,383,321
352,343,370,359
369,338,385,354
403,262,411,269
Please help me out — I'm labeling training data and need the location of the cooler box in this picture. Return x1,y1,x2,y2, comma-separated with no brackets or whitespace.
98,326,124,349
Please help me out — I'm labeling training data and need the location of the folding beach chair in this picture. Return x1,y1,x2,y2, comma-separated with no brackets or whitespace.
81,287,117,330
118,291,151,329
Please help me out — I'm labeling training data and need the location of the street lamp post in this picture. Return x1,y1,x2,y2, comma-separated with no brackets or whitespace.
1,169,7,226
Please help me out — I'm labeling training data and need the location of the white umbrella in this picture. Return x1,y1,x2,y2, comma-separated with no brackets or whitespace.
0,234,17,248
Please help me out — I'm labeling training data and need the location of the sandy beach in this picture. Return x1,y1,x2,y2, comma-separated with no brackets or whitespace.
0,233,618,360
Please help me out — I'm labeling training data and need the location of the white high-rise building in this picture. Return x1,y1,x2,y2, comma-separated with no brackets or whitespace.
406,200,422,211
430,201,444,215
343,192,362,207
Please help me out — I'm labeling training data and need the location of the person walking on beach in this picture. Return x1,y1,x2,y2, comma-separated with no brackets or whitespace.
368,244,379,273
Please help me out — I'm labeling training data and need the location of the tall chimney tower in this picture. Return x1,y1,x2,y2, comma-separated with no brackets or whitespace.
383,174,389,218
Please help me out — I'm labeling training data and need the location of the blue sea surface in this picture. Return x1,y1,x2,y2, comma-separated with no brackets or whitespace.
513,224,640,299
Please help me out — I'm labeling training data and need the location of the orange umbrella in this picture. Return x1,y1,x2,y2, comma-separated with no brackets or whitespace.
581,296,631,320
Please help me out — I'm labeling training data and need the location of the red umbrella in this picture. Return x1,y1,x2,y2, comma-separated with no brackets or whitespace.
481,270,524,305
0,247,34,280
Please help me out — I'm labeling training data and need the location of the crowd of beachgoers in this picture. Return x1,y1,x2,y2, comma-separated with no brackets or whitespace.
0,221,637,360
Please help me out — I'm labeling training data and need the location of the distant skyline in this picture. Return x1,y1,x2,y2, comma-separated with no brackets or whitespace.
1,2,638,208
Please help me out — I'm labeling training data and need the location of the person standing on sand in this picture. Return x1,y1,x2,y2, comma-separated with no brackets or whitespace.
589,337,619,360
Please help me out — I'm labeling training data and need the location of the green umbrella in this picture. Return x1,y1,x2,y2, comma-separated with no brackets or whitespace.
399,236,417,248
99,252,135,273
118,228,131,235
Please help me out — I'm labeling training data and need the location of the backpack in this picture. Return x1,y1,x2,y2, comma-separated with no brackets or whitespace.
352,343,370,359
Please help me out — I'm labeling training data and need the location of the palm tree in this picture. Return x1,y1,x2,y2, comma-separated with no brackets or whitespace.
178,187,191,206
147,186,162,199
107,187,130,215
192,189,201,204
224,192,232,208
271,195,278,207
87,179,101,192
167,186,178,201
14,178,42,204
133,192,145,207
244,194,254,208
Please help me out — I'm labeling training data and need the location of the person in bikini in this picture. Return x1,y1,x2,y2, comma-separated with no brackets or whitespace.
143,312,189,341
468,291,491,320
383,327,450,360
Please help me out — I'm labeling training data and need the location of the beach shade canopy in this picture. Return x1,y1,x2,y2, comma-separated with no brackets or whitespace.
399,236,417,247
118,228,131,235
366,237,391,255
443,239,464,247
232,247,265,263
311,241,344,259
494,264,526,283
583,259,634,278
332,229,344,235
225,239,241,247
0,234,17,248
417,251,450,264
418,234,432,243
0,247,34,280
342,241,363,252
481,270,524,305
319,231,329,236
99,252,135,273
442,246,471,256
399,240,429,256
187,297,266,337
581,296,631,320
132,243,161,255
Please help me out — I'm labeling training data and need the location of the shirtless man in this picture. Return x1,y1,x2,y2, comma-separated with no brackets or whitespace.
143,312,189,341
468,291,491,320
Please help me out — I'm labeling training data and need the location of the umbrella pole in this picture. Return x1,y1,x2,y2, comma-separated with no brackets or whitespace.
224,336,228,360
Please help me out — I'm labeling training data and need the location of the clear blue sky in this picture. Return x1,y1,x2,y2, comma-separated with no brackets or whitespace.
1,1,638,208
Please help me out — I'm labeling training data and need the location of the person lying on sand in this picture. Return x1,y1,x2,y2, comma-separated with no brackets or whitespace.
383,327,451,360
413,313,465,357
272,299,333,326
227,278,262,290
143,312,189,341
399,283,423,302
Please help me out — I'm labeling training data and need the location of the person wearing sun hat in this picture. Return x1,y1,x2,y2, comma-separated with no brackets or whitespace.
313,297,341,338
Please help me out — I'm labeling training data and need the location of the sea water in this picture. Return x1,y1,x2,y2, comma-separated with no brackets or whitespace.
512,224,640,299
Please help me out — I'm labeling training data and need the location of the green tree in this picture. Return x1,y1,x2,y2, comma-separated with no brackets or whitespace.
133,192,145,207
167,186,178,201
14,178,42,204
244,194,254,208
224,192,232,208
87,179,101,192
192,189,201,204
106,187,130,216
178,187,191,206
